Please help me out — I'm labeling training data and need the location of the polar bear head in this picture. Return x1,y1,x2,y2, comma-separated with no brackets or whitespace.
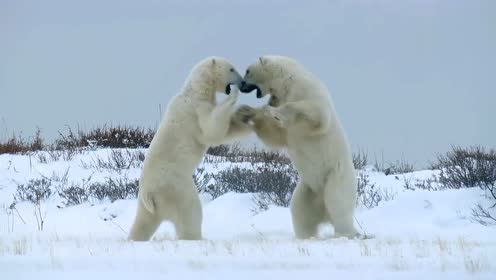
240,55,302,105
187,57,243,97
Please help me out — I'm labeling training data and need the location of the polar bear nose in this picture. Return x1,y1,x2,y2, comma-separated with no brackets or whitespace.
239,81,262,97
239,81,250,93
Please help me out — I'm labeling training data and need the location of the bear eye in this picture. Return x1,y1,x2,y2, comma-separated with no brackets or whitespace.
229,68,234,72
246,69,250,75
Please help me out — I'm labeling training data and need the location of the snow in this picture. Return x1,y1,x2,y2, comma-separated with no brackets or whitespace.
0,149,495,279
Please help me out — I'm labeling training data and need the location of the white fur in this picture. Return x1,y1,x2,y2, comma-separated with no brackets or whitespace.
128,57,251,241
240,55,361,239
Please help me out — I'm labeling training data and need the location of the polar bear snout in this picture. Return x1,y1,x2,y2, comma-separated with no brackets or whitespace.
239,81,255,92
225,79,243,94
239,81,249,92
225,69,243,95
239,81,263,98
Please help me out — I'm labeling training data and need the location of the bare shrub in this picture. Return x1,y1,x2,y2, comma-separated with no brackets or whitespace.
45,167,71,186
204,144,291,165
55,125,154,149
45,150,63,162
35,152,48,164
55,174,139,206
207,167,260,198
357,172,395,208
53,126,80,150
434,146,496,191
373,153,386,173
193,167,213,194
208,162,298,211
15,178,53,203
5,201,26,232
2,125,155,155
252,164,298,211
353,150,368,170
403,177,440,191
402,176,415,191
241,148,291,165
414,178,439,191
206,145,230,156
383,159,415,175
13,171,140,208
60,148,80,161
58,184,90,206
357,172,379,208
471,204,496,226
42,148,81,162
432,146,496,225
84,125,154,148
0,129,44,155
57,176,93,206
35,145,82,163
80,149,145,171
88,176,139,202
15,178,52,231
30,129,44,151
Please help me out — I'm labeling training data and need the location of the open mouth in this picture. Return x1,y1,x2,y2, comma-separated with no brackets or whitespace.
225,83,234,95
239,82,263,98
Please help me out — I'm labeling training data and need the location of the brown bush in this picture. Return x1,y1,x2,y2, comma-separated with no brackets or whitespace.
54,125,154,150
0,129,44,155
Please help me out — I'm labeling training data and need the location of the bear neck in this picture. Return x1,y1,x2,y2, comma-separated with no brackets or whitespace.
183,77,217,103
266,76,294,103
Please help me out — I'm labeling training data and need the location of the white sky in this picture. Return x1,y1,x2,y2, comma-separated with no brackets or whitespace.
1,0,495,168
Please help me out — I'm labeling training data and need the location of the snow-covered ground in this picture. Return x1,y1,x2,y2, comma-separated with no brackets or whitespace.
1,149,495,279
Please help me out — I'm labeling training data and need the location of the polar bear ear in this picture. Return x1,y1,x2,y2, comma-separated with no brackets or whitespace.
259,56,268,66
211,58,216,66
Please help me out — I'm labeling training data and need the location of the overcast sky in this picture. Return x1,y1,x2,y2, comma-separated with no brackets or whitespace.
1,0,494,168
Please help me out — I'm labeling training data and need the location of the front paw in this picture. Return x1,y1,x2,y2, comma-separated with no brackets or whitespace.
235,105,258,124
263,106,287,127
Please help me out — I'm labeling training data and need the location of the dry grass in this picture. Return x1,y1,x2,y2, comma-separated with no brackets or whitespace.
0,125,154,156
0,129,43,155
205,143,291,165
359,240,372,256
0,235,492,275
12,237,29,255
464,255,489,274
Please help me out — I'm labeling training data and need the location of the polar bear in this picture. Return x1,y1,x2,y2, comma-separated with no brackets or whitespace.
238,56,361,239
128,57,251,241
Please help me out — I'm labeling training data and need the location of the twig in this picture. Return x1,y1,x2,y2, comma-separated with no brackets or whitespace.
250,223,265,239
354,216,374,239
471,204,496,226
14,208,26,224
109,219,128,236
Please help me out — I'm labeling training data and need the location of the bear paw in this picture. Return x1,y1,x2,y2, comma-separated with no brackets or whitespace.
263,106,287,127
235,105,258,124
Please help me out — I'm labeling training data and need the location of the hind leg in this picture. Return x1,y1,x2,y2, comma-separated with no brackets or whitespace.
290,181,329,239
174,183,203,240
128,199,161,241
323,176,360,238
